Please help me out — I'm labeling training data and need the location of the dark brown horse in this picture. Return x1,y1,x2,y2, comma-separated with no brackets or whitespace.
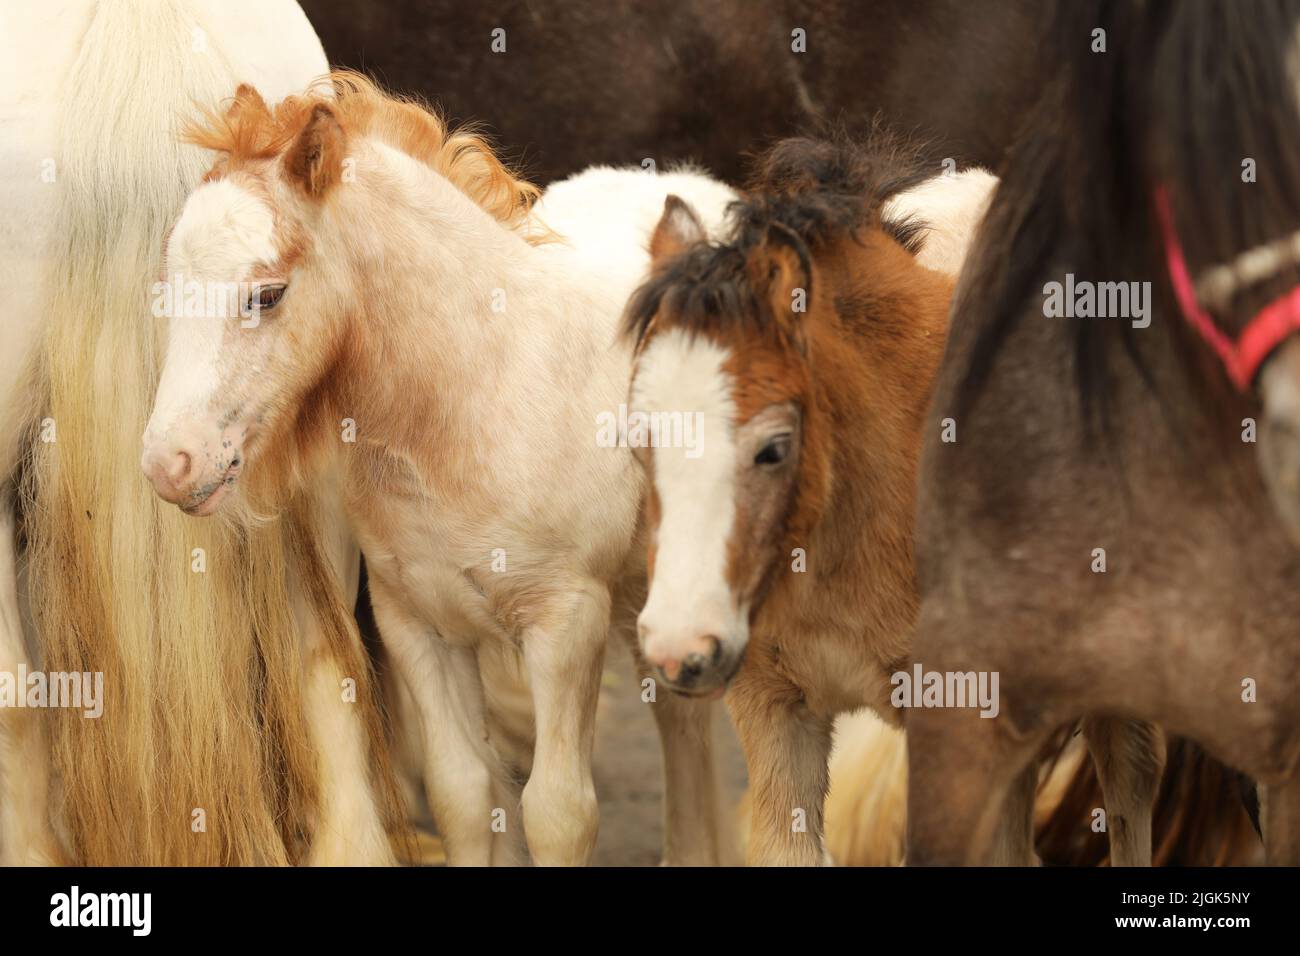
298,0,1044,183
907,0,1300,865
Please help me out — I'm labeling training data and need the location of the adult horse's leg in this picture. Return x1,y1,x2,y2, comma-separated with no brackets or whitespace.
0,493,61,866
519,586,609,866
617,598,735,865
1260,775,1300,865
374,583,517,866
987,762,1041,866
286,469,395,866
727,670,832,866
1082,716,1164,867
906,698,1047,866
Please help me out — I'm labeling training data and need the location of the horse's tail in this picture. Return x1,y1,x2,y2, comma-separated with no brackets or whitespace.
823,711,908,865
1036,733,1261,866
15,0,395,865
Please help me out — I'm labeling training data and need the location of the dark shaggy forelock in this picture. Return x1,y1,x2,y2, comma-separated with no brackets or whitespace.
624,136,932,347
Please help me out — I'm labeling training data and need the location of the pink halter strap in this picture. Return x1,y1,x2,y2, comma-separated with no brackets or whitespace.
1154,185,1300,391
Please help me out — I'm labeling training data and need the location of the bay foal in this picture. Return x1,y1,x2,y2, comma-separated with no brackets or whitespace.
626,140,987,864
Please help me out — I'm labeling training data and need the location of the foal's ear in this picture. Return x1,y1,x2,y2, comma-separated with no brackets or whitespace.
285,104,345,198
649,195,706,263
752,224,812,352
227,84,269,122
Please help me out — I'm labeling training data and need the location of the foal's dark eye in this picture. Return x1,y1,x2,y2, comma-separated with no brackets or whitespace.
248,284,286,313
754,436,791,467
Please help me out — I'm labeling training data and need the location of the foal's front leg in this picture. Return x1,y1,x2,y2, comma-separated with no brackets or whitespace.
520,585,610,865
1082,716,1164,866
0,497,61,865
619,620,736,865
374,583,519,866
727,670,833,866
906,702,1048,865
647,689,738,865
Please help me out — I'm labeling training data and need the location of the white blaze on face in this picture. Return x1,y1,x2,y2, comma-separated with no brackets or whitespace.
145,179,277,442
632,327,748,664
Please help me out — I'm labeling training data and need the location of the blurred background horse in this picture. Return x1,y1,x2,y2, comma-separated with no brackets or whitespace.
298,0,1044,183
906,0,1295,865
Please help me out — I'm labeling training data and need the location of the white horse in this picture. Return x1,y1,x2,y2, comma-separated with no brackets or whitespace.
137,69,754,864
0,0,396,865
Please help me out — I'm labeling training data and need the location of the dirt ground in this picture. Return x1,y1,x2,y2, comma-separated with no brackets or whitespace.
590,636,750,866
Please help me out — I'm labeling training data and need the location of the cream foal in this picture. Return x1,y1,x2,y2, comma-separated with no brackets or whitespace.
140,75,739,864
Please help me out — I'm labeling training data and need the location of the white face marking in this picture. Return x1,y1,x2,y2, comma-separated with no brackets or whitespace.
141,179,282,514
632,328,749,670
146,179,278,441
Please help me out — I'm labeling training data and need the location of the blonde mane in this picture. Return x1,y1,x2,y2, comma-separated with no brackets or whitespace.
184,70,549,241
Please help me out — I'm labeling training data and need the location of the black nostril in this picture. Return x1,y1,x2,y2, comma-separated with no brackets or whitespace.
681,653,706,680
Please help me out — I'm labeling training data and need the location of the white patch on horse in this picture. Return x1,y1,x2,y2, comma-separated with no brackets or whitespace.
632,328,745,664
881,167,998,277
169,179,278,284
146,180,276,441
532,164,737,290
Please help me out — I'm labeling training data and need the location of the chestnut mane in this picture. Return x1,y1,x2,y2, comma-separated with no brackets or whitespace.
183,70,546,241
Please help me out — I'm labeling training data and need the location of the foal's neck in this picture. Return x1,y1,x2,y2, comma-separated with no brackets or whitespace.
802,237,952,590
326,144,554,448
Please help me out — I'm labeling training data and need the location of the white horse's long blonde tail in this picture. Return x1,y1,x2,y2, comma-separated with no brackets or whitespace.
18,0,334,865
822,712,909,866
